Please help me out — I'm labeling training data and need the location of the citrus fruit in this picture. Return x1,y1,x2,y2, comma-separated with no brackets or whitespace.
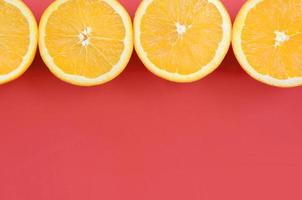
39,0,133,86
134,0,232,82
0,0,38,85
233,0,302,87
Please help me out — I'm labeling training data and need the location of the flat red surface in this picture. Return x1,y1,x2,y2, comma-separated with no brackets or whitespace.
1,0,302,199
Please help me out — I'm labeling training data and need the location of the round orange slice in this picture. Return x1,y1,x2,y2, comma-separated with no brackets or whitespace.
39,0,133,86
134,0,232,82
0,0,38,85
233,0,302,87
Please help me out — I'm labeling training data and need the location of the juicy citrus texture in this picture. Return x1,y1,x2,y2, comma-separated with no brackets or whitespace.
233,0,302,87
39,0,133,86
140,1,223,74
0,0,38,84
134,0,231,82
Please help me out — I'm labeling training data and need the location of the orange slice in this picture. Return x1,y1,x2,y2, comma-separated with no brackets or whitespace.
0,0,38,85
134,0,232,82
233,0,302,87
39,0,133,86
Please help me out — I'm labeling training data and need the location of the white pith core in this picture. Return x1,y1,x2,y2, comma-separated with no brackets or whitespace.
175,22,192,36
176,22,186,35
79,27,92,46
274,31,289,47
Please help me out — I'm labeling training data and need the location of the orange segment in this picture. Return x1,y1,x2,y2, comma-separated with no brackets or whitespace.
233,0,302,87
134,0,231,82
0,0,38,84
39,0,133,86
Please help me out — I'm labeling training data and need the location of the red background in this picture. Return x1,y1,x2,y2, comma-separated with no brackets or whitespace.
1,0,302,199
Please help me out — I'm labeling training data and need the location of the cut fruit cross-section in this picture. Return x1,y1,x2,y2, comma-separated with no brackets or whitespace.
233,0,302,87
39,0,133,86
134,0,232,82
0,0,38,85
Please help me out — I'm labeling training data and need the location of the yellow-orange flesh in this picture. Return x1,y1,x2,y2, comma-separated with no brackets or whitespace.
241,0,302,80
44,0,127,78
0,1,30,75
139,0,224,74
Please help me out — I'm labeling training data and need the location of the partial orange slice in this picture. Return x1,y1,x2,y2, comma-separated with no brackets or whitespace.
0,0,38,85
134,0,232,82
233,0,302,87
39,0,133,86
